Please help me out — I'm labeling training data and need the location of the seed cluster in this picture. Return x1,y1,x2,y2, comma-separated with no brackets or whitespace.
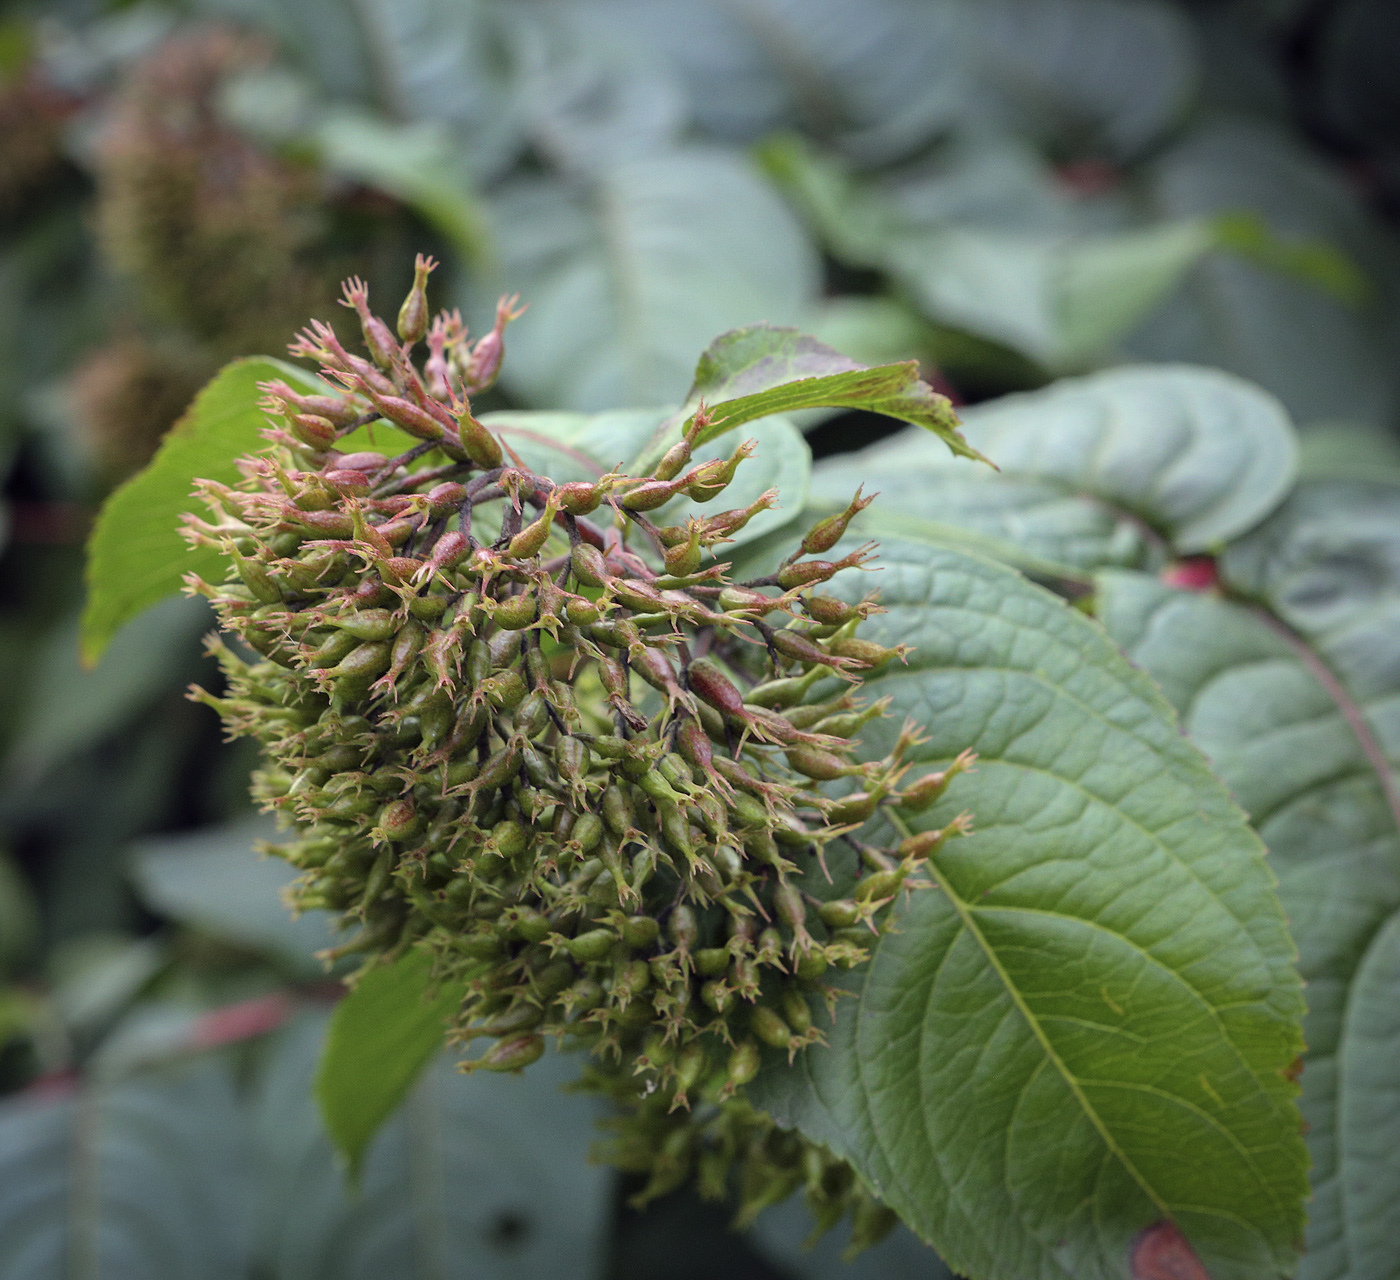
186,258,974,1247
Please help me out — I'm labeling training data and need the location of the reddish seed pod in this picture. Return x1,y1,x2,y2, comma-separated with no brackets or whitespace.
800,486,875,556
619,478,685,512
686,660,747,719
776,560,839,590
261,380,364,428
377,798,419,841
553,480,609,516
771,628,839,669
337,451,389,472
290,414,337,449
369,393,446,442
426,482,467,516
323,469,371,496
464,294,524,393
785,745,859,781
827,636,904,668
397,253,436,345
477,1033,545,1072
899,750,977,812
676,719,713,773
802,594,861,626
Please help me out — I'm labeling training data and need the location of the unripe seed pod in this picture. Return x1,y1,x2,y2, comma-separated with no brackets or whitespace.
506,498,559,560
490,819,529,859
622,915,660,950
571,543,609,588
378,799,419,842
802,594,864,626
695,947,730,977
308,629,360,669
898,751,977,812
453,929,503,960
328,642,392,682
701,979,730,1013
794,950,829,982
429,532,471,573
562,977,604,1013
781,990,813,1036
771,628,837,669
855,867,905,902
717,586,785,616
456,410,504,468
566,928,617,962
480,1002,544,1037
663,524,704,576
565,595,601,625
397,253,436,345
849,1198,900,1252
687,660,747,719
493,591,538,630
674,1042,707,1095
553,479,612,515
291,413,338,449
619,478,685,512
514,691,551,738
533,960,576,1001
751,1006,793,1050
800,487,874,556
484,670,527,708
819,899,862,929
335,609,397,641
774,882,808,931
731,793,770,829
361,847,393,903
619,958,651,995
507,906,551,943
785,745,859,782
775,560,841,590
477,1033,545,1072
572,811,606,855
726,1040,762,1089
668,903,699,951
827,635,902,668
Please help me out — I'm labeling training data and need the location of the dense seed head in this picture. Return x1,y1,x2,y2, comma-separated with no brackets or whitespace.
183,266,973,1250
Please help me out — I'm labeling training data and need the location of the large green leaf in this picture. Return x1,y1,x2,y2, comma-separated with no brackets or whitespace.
464,149,820,411
810,363,1297,575
81,357,323,666
259,1013,611,1280
1096,562,1400,1280
749,537,1308,1280
0,1061,253,1279
1127,119,1395,427
316,950,463,1176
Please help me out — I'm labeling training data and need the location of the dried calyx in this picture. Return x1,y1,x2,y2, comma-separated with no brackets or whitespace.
185,256,975,1250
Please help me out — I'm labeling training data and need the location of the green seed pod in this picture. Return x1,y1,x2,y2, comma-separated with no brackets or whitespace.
794,950,829,982
477,1033,545,1072
328,641,392,682
725,1040,762,1089
514,690,551,738
571,543,609,588
785,745,860,782
674,1042,707,1095
750,1006,793,1050
695,947,730,977
494,591,539,631
827,635,903,668
335,609,397,642
566,928,617,962
781,990,813,1036
480,1002,545,1037
819,899,861,929
456,410,504,469
490,819,529,860
308,629,361,669
701,979,730,1013
602,784,634,837
507,906,551,943
618,958,651,996
397,253,435,344
571,812,605,855
622,915,660,950
800,487,873,556
377,799,420,842
668,903,699,951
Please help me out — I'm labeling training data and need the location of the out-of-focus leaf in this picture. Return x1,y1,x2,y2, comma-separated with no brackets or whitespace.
8,596,210,786
750,536,1307,1280
315,950,462,1176
1128,118,1395,426
0,849,39,975
315,111,490,260
259,1013,612,1280
47,934,167,1037
1214,210,1370,306
1096,477,1400,1280
969,0,1199,158
129,819,337,972
0,1060,252,1279
469,149,820,411
81,357,321,666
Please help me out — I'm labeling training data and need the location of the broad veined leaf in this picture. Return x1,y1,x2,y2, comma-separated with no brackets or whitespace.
635,323,978,468
0,1060,253,1279
1094,553,1400,1280
809,364,1297,574
258,1014,611,1280
81,357,323,666
316,949,463,1175
749,537,1308,1280
464,149,820,411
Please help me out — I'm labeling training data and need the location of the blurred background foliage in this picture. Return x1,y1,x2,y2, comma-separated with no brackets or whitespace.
0,0,1396,1274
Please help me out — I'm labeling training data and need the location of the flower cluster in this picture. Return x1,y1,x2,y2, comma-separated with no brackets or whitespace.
185,258,974,1245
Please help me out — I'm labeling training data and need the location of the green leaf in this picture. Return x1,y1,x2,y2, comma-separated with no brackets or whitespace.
0,1060,253,1278
644,324,981,467
315,110,490,260
749,537,1308,1280
128,819,338,974
1128,119,1394,426
259,1013,612,1279
81,357,322,667
811,364,1297,570
315,950,462,1176
465,149,820,411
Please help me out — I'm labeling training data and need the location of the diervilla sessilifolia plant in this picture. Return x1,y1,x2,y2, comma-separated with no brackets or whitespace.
182,257,975,1248
128,255,1310,1280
